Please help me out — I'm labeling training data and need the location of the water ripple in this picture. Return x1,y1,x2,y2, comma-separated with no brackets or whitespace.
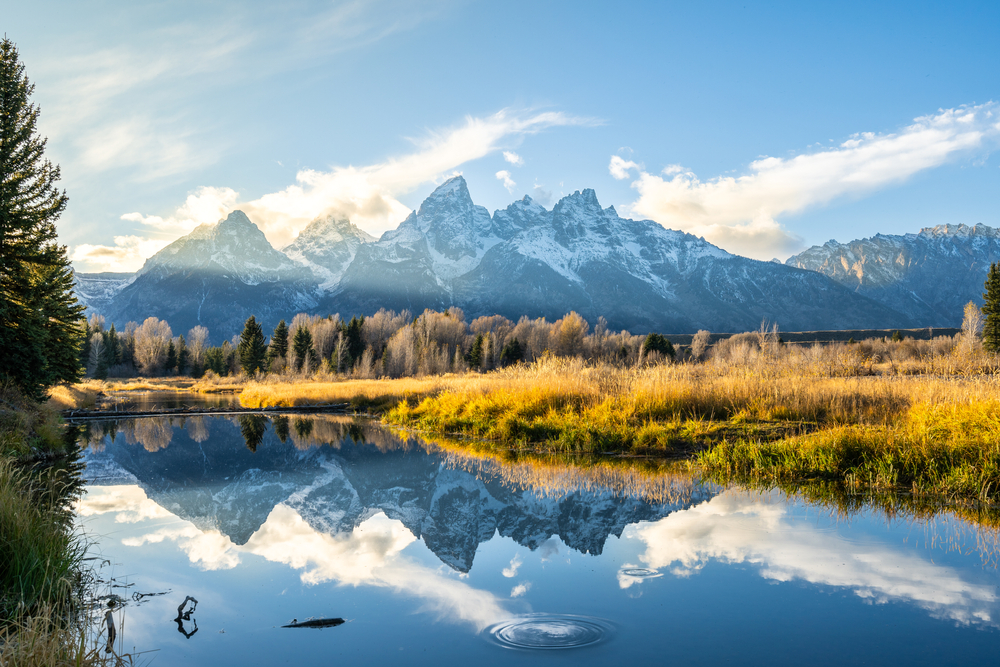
486,614,614,650
619,567,663,579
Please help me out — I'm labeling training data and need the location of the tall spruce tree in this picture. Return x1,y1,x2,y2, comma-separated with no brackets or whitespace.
0,38,84,399
982,262,1000,354
238,315,267,377
267,319,288,370
292,326,314,373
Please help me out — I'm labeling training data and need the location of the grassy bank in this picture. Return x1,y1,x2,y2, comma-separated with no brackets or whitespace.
0,385,117,665
233,356,1000,503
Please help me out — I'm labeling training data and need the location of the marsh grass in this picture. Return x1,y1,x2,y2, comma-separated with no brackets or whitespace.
249,357,1000,502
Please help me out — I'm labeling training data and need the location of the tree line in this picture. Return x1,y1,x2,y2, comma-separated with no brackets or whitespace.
80,308,680,379
78,262,1000,381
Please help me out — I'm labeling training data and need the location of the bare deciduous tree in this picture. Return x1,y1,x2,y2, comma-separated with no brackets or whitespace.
187,326,209,367
690,330,711,361
133,317,172,375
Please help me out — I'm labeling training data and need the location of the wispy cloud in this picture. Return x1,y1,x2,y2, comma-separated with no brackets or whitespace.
503,151,524,166
36,2,458,186
626,490,998,626
74,109,593,271
496,169,517,193
614,104,1000,259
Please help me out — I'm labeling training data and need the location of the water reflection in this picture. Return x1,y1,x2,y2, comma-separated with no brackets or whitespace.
623,490,998,625
75,413,1000,659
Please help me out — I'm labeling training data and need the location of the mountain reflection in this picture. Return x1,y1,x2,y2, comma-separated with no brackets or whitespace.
78,415,1000,629
81,415,704,569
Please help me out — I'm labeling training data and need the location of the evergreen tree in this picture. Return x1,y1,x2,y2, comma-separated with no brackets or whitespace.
983,262,1000,354
891,330,903,343
164,340,177,375
292,326,314,373
103,324,121,371
642,333,676,360
0,38,84,399
237,315,267,377
465,333,485,369
94,352,108,381
499,338,524,366
267,319,288,369
346,316,365,362
176,335,189,376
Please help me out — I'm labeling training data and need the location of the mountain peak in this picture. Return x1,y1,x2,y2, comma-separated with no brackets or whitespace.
918,223,1000,239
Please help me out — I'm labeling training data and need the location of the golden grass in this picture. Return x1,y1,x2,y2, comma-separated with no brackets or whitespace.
45,383,101,411
0,604,132,667
239,375,470,412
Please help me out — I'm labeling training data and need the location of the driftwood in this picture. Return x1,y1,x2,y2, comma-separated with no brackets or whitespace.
175,595,199,638
282,617,345,629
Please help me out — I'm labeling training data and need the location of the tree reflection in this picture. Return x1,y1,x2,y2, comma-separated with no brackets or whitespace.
239,415,268,453
272,416,289,443
293,417,313,440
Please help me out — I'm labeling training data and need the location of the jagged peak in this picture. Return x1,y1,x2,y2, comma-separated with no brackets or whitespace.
553,188,604,218
918,222,1000,238
288,213,376,246
422,175,471,203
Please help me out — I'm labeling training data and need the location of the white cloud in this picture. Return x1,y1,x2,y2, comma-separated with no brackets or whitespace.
503,151,525,166
510,582,531,598
609,155,640,180
502,553,523,578
618,104,1000,259
496,169,517,193
625,489,998,625
71,235,171,273
75,108,593,271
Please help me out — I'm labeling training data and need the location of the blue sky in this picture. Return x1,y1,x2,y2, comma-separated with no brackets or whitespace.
6,0,999,270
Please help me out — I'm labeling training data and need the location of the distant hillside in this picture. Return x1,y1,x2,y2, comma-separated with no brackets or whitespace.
787,224,1000,327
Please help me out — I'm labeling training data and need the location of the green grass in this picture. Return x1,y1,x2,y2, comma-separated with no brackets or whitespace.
382,373,1000,503
0,385,118,665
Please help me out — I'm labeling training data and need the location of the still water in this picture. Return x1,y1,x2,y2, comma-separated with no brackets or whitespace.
75,414,1000,665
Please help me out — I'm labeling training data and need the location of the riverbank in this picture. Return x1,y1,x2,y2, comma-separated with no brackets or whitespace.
0,385,113,665
233,357,1000,503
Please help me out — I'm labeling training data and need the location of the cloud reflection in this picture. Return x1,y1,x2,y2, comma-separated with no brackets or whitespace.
624,490,998,625
80,485,511,631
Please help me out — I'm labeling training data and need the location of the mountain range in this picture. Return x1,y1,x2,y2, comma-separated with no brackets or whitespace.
74,176,996,340
786,224,1000,327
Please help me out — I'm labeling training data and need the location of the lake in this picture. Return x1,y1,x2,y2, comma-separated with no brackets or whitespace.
74,413,1000,665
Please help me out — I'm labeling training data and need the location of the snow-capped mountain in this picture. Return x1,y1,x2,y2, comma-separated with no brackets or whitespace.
282,214,376,290
72,272,133,319
101,211,319,340
328,176,910,332
82,177,916,338
786,224,1000,327
83,416,707,570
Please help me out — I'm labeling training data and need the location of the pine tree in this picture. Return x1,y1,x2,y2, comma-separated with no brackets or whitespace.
641,333,676,361
237,315,267,377
499,338,523,366
176,335,189,376
292,326,314,373
266,319,288,370
346,316,365,362
0,38,84,399
164,341,177,374
465,333,485,369
982,262,1000,354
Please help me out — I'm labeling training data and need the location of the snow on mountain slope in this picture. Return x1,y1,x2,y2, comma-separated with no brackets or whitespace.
93,178,916,337
72,271,134,317
105,211,319,341
283,214,376,290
